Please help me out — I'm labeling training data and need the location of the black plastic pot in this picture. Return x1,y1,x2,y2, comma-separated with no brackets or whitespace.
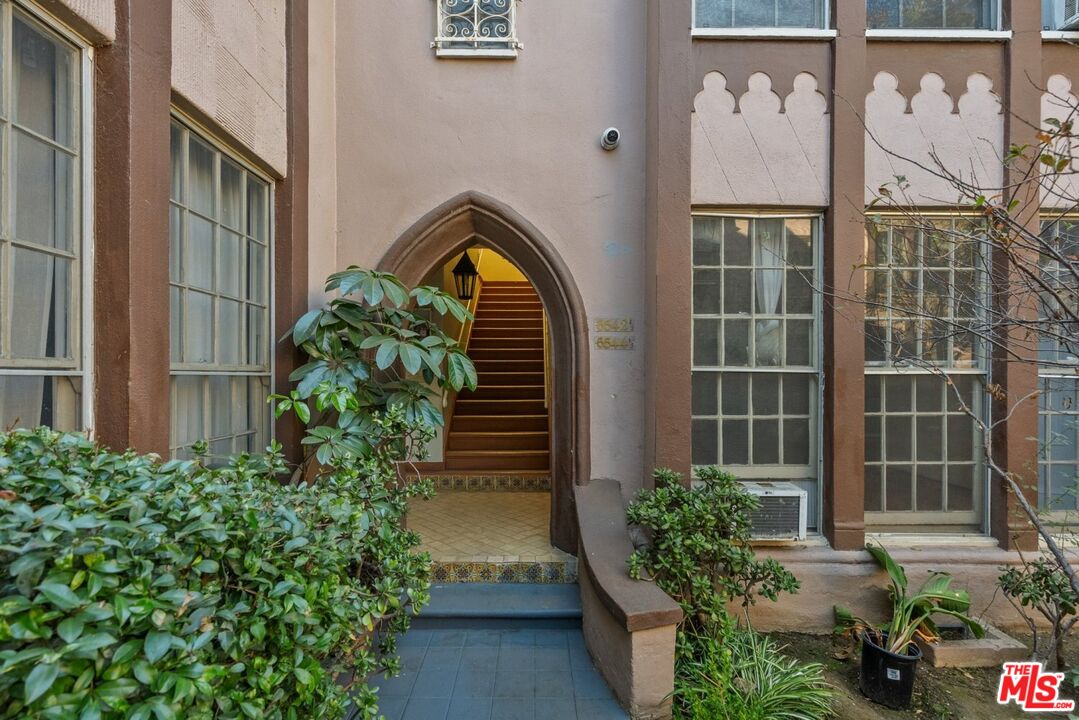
859,630,922,710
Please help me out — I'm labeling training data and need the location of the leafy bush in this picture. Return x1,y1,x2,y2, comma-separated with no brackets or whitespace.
999,554,1078,671
272,267,476,474
628,467,828,719
627,466,799,630
0,427,430,720
675,622,834,720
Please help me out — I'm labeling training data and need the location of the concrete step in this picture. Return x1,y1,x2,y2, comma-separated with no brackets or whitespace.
451,414,548,432
469,348,545,361
453,398,547,415
445,449,549,470
469,336,545,350
447,431,549,451
472,359,545,373
412,583,581,630
461,385,545,401
475,371,545,386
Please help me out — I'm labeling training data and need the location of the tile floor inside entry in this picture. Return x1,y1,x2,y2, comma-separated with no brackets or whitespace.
408,491,577,583
372,626,627,720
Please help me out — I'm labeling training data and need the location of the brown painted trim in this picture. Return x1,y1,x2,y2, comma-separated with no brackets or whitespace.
866,41,1005,103
273,0,310,464
379,190,590,554
822,0,868,551
691,39,833,107
409,461,446,473
645,0,693,481
992,0,1042,552
575,479,683,632
92,0,171,456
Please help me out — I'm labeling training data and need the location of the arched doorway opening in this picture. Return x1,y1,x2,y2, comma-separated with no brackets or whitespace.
379,191,589,555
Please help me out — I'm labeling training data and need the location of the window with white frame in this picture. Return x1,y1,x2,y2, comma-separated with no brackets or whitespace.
0,4,86,432
867,0,999,30
1038,217,1079,512
694,0,828,29
692,216,821,510
169,119,272,460
863,216,987,530
433,0,520,55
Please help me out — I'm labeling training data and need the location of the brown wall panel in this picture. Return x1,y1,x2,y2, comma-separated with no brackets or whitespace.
692,40,833,106
93,0,172,456
867,41,1005,103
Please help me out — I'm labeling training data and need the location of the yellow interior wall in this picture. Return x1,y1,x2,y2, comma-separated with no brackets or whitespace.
476,248,526,282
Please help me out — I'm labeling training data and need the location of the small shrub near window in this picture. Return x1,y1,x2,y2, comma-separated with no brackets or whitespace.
0,427,430,719
628,467,833,720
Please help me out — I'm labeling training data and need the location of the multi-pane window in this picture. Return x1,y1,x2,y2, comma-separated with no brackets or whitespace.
692,215,820,485
864,217,983,368
694,0,827,29
169,119,272,459
1038,217,1079,512
864,374,980,520
0,6,84,431
863,216,986,530
434,0,520,53
867,0,999,30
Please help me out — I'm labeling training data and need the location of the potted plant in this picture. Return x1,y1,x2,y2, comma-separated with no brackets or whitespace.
834,543,985,710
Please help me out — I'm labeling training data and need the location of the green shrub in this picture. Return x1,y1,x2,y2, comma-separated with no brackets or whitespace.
0,426,430,720
628,467,831,719
675,622,834,720
627,466,799,630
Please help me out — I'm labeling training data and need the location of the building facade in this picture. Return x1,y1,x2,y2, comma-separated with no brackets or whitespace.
1,2,1079,702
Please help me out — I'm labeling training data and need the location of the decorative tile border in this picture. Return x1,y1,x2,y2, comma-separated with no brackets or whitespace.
431,559,578,584
415,474,552,492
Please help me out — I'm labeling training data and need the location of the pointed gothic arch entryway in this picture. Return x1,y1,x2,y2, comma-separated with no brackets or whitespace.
379,191,589,554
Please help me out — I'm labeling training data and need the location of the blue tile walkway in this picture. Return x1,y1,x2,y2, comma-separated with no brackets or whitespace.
371,626,628,720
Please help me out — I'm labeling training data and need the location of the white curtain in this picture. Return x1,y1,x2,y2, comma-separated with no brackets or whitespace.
754,224,784,365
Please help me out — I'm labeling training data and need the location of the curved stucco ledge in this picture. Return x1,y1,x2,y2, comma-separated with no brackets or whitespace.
575,479,682,720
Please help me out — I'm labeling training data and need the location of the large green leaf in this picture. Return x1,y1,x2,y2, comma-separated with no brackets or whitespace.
291,310,323,346
24,662,59,704
865,543,907,596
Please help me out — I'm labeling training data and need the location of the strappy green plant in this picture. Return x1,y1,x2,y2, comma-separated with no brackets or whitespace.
834,543,985,655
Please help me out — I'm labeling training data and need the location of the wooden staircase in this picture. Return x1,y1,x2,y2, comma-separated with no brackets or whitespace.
446,281,550,471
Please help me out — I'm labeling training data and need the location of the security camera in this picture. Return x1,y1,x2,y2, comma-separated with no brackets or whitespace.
600,127,621,151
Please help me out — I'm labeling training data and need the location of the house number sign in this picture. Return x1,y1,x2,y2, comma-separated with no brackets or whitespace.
593,318,634,350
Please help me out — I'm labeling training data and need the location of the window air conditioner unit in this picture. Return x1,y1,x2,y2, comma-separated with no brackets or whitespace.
1061,0,1079,30
742,481,807,541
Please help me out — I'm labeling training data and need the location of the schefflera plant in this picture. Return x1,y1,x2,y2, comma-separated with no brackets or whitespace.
272,267,478,476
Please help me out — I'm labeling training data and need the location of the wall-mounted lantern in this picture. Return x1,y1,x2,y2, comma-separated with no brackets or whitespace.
452,252,479,300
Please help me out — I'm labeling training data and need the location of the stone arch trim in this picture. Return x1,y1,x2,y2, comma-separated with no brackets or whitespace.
379,191,589,553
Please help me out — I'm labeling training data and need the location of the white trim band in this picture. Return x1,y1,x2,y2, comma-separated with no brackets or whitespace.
691,28,837,40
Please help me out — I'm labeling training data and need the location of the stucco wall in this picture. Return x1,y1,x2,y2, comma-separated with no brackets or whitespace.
1042,73,1078,209
332,0,649,487
51,0,114,42
864,71,1003,205
171,0,287,175
692,70,830,206
307,0,337,305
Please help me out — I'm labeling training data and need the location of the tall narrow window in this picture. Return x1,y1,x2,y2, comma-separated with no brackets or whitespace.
692,215,821,517
863,216,986,531
694,0,827,29
1038,217,1079,513
169,119,272,460
0,6,85,431
867,0,999,30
